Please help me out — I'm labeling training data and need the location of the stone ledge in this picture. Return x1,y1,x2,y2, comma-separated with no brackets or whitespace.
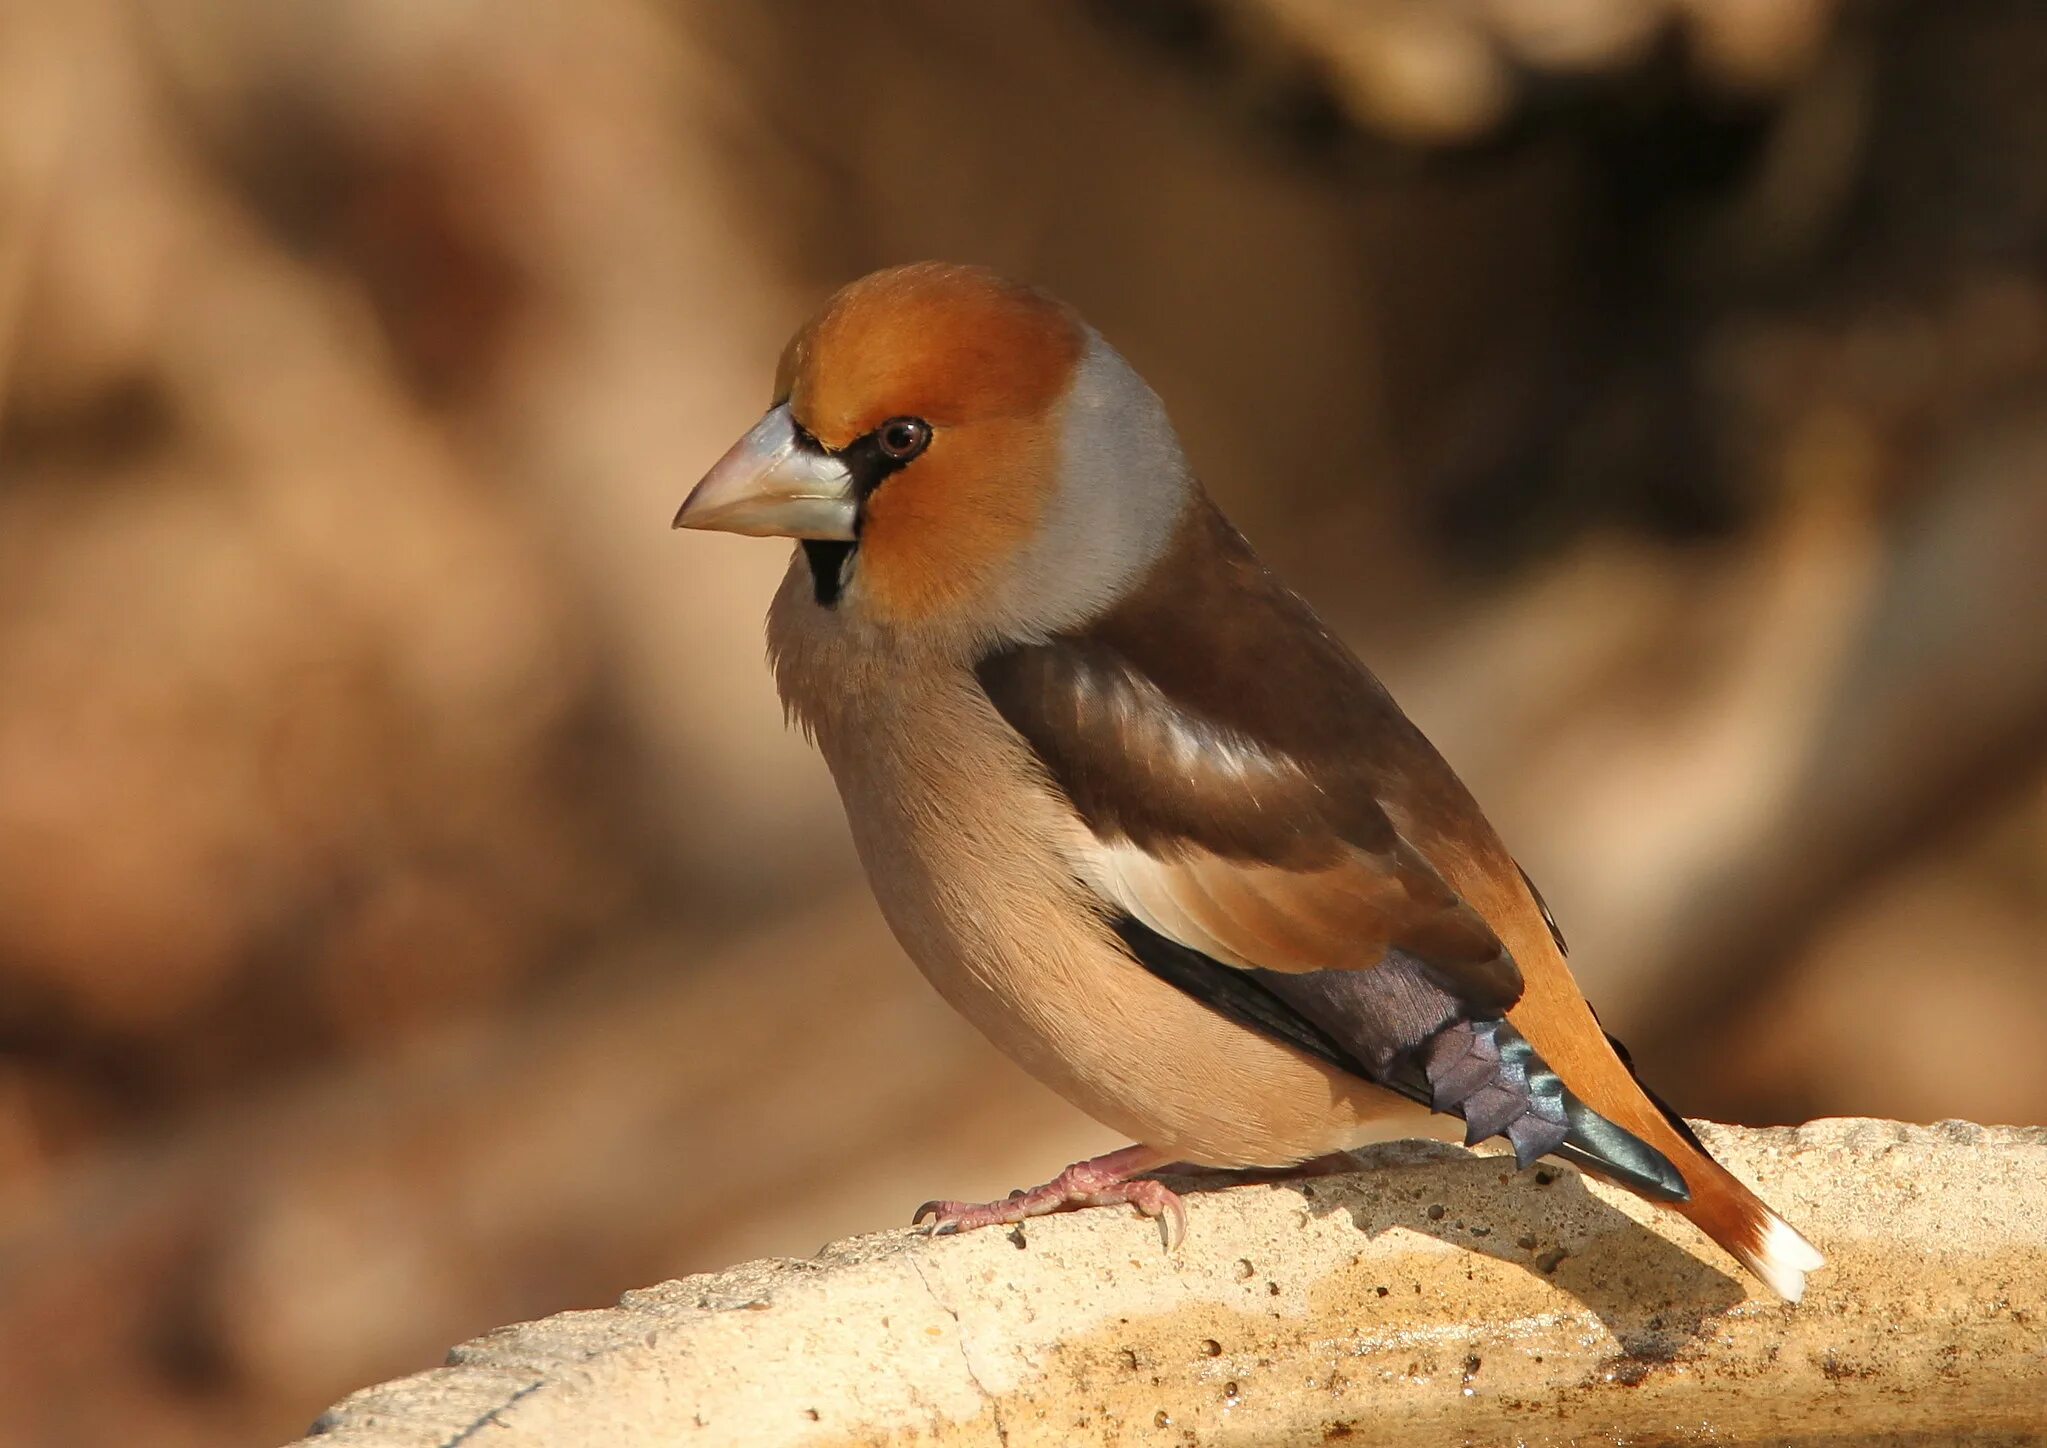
297,1119,2047,1446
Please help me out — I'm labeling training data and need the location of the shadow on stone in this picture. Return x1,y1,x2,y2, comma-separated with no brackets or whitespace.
1155,1135,1746,1359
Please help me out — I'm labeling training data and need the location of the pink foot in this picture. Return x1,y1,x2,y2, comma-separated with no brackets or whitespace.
912,1145,1187,1250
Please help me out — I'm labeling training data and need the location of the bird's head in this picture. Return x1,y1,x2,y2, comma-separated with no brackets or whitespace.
676,263,1191,640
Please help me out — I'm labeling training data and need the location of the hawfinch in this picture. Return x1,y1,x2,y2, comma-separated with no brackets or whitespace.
676,263,1823,1300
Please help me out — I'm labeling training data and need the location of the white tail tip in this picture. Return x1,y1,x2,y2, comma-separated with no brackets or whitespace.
1745,1214,1826,1302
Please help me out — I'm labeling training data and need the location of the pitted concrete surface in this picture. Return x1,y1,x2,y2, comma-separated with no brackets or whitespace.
296,1119,2047,1446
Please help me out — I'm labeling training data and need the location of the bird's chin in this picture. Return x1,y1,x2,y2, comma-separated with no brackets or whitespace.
801,538,858,609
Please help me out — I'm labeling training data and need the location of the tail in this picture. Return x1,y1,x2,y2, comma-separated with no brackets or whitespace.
1671,1148,1826,1301
1426,1018,1824,1300
1600,1030,1825,1301
1472,869,1824,1300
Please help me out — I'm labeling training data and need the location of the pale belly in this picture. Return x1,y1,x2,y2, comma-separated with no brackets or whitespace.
819,695,1421,1168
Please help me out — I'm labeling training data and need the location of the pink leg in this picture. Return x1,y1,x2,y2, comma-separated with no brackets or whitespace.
913,1144,1187,1249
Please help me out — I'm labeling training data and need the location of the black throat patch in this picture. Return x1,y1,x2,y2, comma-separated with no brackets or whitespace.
801,539,856,608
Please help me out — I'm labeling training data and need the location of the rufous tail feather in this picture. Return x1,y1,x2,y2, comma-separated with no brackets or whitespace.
1669,1146,1824,1301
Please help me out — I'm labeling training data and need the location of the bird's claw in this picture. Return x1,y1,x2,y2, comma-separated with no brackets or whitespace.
908,1174,1187,1251
911,1200,992,1235
911,1199,1006,1235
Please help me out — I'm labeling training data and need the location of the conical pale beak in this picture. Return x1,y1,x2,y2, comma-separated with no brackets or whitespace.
674,404,859,540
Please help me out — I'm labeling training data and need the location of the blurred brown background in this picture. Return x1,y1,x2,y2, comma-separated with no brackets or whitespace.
1,1,2044,1444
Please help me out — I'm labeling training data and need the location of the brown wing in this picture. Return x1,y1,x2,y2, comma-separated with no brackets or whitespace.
977,495,1523,999
974,495,1685,1192
978,633,1517,1004
975,495,1525,1063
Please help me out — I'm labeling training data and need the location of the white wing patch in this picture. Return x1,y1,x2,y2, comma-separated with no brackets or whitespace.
1092,658,1299,788
1073,837,1260,971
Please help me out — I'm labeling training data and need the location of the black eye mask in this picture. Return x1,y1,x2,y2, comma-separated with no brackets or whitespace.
796,416,932,608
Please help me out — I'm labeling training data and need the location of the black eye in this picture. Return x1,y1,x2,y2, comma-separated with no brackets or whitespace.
877,416,931,462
